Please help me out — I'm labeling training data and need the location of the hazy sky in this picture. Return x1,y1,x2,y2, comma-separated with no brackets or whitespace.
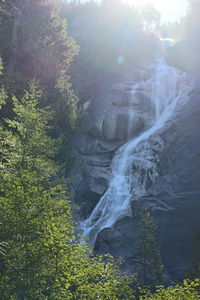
141,0,189,23
76,0,189,23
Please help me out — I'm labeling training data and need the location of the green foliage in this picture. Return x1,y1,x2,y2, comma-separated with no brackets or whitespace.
1,2,200,299
135,207,164,285
0,173,136,298
0,57,3,76
0,71,135,299
160,20,186,39
0,57,7,109
185,227,200,279
0,237,8,258
141,3,161,30
0,0,78,85
140,279,200,300
63,0,160,107
0,0,79,140
0,81,57,177
186,0,200,34
0,174,70,298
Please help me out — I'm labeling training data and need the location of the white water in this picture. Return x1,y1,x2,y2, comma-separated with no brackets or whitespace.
81,57,193,245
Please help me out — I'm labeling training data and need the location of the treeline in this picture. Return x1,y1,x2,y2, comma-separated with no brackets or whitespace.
61,0,162,102
59,0,187,107
0,0,79,165
0,0,200,299
0,63,136,298
0,73,199,298
0,1,134,298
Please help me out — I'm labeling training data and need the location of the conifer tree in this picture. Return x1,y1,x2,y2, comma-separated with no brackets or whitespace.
0,69,135,299
0,81,57,178
136,207,164,285
0,0,79,136
186,227,200,279
0,57,7,108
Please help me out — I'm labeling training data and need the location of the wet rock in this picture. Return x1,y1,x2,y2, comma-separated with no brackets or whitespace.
70,80,152,217
94,89,200,280
102,107,144,141
70,76,200,281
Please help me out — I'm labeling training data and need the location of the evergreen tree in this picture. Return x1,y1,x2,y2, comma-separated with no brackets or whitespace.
0,70,135,299
136,207,164,286
0,57,7,108
0,58,8,262
186,227,200,279
0,0,79,136
0,81,57,178
140,279,200,300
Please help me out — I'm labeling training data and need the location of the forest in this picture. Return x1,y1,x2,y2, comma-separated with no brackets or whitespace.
0,0,200,299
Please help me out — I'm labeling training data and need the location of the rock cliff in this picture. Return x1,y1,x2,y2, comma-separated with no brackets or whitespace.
70,70,200,280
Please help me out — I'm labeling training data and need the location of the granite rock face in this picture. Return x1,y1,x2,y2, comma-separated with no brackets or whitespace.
166,39,200,77
70,79,200,280
70,81,154,218
94,89,200,280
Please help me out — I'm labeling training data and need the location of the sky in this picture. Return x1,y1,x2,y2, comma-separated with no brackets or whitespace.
135,0,189,23
75,0,189,23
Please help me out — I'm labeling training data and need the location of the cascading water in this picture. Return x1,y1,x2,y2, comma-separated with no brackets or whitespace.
81,55,193,245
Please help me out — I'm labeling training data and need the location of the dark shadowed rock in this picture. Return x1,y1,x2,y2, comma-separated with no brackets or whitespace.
70,80,153,218
70,72,200,280
94,89,200,280
166,39,200,77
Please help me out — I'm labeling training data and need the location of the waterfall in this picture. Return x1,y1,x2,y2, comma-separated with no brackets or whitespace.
81,56,193,245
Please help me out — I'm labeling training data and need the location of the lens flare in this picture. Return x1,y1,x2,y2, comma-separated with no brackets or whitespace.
117,55,125,64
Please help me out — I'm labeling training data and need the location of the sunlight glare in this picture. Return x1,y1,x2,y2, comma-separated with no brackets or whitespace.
126,0,188,22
